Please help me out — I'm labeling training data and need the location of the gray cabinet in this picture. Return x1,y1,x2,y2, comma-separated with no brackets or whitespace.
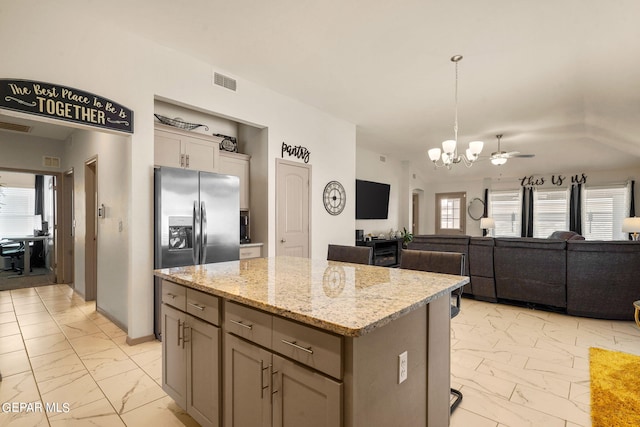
224,334,271,427
162,281,221,427
223,301,342,427
162,304,187,407
272,355,341,427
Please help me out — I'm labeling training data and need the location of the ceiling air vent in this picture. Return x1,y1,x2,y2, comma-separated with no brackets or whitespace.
43,156,61,168
0,120,31,133
213,72,237,92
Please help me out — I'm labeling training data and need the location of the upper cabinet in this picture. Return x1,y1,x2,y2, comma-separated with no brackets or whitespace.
218,151,250,211
154,124,220,173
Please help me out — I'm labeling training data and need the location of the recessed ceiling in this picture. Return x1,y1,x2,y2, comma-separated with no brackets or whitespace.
5,1,640,182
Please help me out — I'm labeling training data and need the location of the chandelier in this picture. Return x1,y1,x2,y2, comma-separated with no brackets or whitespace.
428,55,483,169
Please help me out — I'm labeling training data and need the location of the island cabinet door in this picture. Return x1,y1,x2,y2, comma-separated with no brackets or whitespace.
186,314,221,427
272,354,342,427
224,334,272,427
162,304,187,408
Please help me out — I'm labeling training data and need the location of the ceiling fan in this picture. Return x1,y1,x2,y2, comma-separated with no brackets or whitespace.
490,134,535,165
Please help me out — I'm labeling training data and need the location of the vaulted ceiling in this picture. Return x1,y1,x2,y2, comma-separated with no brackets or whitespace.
3,1,639,182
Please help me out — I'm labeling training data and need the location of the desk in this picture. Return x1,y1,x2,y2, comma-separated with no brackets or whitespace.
7,236,48,276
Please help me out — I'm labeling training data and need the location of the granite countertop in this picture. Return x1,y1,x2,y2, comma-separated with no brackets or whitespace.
154,256,468,337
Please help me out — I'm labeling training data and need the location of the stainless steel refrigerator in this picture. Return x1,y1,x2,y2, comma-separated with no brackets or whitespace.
153,166,239,338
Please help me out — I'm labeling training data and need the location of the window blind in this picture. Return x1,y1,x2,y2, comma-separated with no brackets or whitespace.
488,189,522,237
583,185,628,240
0,187,36,238
533,188,569,238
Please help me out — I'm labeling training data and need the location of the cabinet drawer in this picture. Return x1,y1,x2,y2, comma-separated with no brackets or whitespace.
239,246,261,260
224,301,272,348
162,280,186,311
272,317,343,380
186,288,220,326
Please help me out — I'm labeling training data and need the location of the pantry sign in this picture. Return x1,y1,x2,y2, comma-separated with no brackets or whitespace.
0,79,133,133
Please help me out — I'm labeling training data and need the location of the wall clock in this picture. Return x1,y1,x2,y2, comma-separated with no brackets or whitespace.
323,181,346,215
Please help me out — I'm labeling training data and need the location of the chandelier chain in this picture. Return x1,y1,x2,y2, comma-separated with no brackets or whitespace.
454,59,459,143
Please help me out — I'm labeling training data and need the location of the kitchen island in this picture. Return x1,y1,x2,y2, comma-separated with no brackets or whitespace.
154,256,468,427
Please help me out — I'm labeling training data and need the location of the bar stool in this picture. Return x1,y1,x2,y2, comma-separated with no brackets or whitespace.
634,300,640,328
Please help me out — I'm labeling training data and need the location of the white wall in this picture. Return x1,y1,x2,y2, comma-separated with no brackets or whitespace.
63,130,130,326
2,1,356,339
418,166,640,237
0,133,65,173
355,146,411,238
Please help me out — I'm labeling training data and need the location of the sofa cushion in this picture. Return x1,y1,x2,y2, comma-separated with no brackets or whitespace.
566,241,640,320
548,231,585,240
469,237,494,278
494,238,566,308
494,237,567,250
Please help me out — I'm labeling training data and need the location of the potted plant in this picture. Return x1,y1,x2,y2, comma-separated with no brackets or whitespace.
401,227,413,248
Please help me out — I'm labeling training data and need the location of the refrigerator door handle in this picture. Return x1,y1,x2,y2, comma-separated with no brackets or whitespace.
193,200,200,265
201,201,208,262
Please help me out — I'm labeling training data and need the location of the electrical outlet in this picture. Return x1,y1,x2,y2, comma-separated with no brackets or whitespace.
398,351,408,384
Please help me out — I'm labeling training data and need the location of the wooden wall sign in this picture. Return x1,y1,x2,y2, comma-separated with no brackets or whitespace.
0,79,133,133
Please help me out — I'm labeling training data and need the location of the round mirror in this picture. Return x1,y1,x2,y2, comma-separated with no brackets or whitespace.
468,197,485,221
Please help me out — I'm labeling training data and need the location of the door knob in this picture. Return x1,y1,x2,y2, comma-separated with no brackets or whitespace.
280,239,286,243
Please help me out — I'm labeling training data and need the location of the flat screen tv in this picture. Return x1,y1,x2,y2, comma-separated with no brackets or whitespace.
356,179,390,219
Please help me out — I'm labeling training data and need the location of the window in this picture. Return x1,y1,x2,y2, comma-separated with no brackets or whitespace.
533,188,569,238
0,186,37,238
435,192,466,234
583,185,628,240
488,189,522,237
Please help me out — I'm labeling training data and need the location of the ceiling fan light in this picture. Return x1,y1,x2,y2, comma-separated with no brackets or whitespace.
468,140,483,155
428,148,441,162
442,139,457,154
491,156,507,166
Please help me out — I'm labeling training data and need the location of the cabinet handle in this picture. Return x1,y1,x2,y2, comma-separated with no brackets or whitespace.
182,323,189,349
281,339,314,354
229,319,253,330
271,365,279,396
177,319,182,347
260,361,270,398
188,302,205,311
166,292,177,299
180,154,185,167
186,154,190,168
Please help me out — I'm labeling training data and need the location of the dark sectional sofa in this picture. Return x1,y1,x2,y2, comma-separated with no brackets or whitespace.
408,234,640,320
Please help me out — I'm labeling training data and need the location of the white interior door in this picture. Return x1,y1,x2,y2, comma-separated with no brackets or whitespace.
276,159,310,257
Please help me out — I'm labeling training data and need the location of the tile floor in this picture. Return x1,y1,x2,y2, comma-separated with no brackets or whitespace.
0,284,199,426
2,284,640,426
450,298,640,427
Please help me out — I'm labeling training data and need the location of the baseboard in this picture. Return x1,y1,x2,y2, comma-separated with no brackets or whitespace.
126,334,156,346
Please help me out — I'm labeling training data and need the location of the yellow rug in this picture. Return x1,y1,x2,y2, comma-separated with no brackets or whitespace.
590,347,640,427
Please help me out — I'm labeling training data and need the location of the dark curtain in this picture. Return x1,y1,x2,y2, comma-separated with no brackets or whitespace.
32,175,45,268
521,187,533,237
482,188,489,236
569,183,582,235
34,175,44,217
630,180,636,240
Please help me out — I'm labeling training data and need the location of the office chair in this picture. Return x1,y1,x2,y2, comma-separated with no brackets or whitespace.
0,241,24,274
327,244,373,265
400,249,465,413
